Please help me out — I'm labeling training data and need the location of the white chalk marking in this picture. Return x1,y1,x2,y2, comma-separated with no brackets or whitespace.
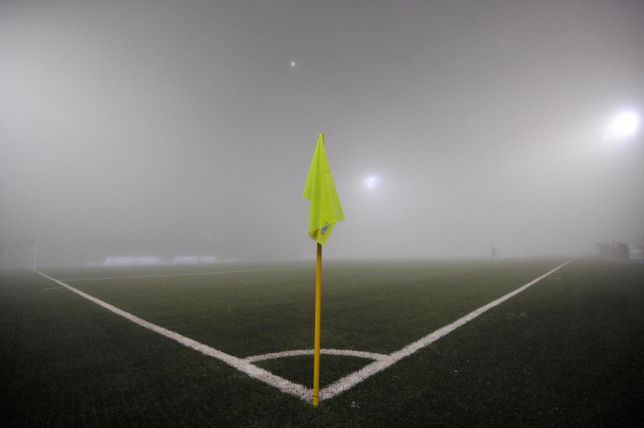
34,270,312,402
318,259,572,401
245,349,386,363
60,267,301,282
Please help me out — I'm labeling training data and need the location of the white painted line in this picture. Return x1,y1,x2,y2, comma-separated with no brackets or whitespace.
34,270,312,402
245,349,387,363
319,259,572,401
59,267,302,282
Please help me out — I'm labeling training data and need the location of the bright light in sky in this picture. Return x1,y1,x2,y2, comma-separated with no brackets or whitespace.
290,61,296,68
604,111,639,140
363,175,382,190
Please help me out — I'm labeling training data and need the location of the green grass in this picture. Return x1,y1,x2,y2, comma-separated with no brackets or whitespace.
47,259,559,356
1,258,643,426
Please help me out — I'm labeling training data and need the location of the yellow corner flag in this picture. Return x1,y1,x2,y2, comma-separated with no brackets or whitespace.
303,133,345,408
303,133,346,245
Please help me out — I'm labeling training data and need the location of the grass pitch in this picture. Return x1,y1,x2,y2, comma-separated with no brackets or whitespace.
1,258,643,426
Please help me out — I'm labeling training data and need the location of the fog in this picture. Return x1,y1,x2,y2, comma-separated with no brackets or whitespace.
1,0,643,268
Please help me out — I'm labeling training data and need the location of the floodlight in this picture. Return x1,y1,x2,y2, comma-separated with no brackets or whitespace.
363,175,381,190
604,111,639,140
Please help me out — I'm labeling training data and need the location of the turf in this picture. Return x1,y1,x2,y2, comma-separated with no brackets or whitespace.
48,259,559,356
1,258,643,426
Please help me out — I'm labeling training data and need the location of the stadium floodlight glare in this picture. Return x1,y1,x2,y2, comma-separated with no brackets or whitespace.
604,111,639,140
363,175,381,190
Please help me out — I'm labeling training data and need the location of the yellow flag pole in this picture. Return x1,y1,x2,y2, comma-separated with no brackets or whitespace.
312,242,322,407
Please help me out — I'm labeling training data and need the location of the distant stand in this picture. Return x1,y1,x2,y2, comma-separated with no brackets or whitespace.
597,241,631,260
491,246,498,259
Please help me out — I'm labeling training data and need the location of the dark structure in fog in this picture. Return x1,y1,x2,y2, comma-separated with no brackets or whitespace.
597,241,631,260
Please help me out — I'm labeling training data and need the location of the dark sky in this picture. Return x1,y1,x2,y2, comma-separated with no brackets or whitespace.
1,0,643,267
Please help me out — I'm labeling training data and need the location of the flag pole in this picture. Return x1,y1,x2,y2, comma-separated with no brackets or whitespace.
312,242,322,407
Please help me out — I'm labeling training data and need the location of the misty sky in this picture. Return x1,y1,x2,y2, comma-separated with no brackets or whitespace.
1,0,643,267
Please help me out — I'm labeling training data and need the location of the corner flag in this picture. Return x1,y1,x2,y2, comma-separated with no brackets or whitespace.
303,133,345,245
303,133,345,408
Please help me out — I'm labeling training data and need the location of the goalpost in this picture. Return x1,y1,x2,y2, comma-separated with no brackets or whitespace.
32,237,38,270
